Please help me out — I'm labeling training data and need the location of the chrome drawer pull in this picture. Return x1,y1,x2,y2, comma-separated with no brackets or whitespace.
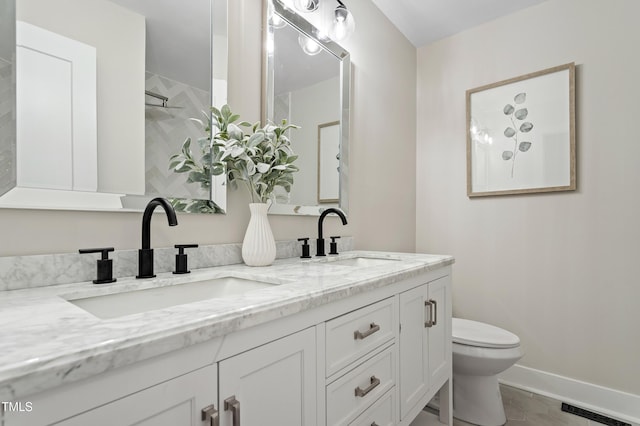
354,322,380,340
355,375,381,397
224,396,240,426
201,404,219,426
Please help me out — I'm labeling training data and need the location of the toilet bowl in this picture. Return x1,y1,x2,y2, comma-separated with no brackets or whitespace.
452,318,523,426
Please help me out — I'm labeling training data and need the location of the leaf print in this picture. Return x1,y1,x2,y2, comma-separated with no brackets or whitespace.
504,104,515,115
500,91,534,178
520,122,533,132
514,108,528,120
519,142,532,152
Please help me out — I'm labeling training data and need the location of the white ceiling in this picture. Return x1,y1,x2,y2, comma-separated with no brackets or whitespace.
370,0,549,47
101,0,550,91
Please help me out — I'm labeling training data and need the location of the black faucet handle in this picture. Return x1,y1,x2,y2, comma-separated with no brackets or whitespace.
298,238,311,259
79,247,116,284
329,236,341,255
174,244,199,274
175,244,199,254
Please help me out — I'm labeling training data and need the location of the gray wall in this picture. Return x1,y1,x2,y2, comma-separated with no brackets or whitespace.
416,0,640,396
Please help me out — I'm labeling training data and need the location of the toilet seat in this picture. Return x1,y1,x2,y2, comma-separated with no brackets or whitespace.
453,318,520,349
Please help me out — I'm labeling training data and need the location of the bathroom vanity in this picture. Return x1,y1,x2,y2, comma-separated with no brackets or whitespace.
0,251,453,426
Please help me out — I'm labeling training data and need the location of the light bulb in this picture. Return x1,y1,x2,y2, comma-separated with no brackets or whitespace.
298,34,322,56
330,2,355,41
270,14,287,29
294,0,319,13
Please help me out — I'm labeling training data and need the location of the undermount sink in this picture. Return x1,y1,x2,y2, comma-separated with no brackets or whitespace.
67,276,277,319
321,257,400,267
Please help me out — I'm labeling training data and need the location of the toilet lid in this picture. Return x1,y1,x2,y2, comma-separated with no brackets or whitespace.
452,318,520,349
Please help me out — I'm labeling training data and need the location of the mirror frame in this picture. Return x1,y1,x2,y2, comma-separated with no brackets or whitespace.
262,0,350,216
0,0,228,214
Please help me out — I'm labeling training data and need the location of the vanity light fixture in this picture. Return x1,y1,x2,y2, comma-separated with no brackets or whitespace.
294,0,319,13
289,0,355,42
330,0,355,42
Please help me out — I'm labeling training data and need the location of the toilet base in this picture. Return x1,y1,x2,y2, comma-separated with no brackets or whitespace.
453,373,506,426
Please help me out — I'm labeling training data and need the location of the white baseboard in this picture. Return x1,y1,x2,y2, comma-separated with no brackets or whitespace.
499,364,640,425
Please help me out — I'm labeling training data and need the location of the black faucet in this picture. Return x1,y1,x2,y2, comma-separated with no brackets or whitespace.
137,197,178,278
316,208,347,256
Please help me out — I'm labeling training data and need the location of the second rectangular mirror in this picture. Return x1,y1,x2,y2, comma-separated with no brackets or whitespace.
263,0,350,216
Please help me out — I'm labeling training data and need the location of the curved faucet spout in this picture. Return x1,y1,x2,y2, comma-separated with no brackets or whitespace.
141,197,178,250
318,208,347,240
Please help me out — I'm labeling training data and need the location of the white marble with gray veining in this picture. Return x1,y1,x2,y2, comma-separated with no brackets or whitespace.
0,249,453,402
0,237,353,291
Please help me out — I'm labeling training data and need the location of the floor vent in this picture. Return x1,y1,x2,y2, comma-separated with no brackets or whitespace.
561,403,630,426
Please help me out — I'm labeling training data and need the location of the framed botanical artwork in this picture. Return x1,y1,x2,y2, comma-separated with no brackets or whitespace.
317,121,340,204
466,63,576,197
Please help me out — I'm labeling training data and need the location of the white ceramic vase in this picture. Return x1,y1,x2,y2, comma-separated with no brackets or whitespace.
242,203,277,266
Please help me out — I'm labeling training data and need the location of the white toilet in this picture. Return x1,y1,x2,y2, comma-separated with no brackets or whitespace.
452,318,523,426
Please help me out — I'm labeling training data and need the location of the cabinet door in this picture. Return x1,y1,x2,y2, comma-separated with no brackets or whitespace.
399,276,452,422
218,327,317,426
8,365,218,426
426,275,450,386
398,284,429,419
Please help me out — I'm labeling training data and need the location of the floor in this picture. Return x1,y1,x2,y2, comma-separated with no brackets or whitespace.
413,384,632,426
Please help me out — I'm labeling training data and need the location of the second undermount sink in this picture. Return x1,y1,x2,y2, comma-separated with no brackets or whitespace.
321,257,400,267
67,276,277,320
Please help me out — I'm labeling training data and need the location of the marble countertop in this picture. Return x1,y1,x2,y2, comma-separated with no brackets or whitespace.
0,251,453,401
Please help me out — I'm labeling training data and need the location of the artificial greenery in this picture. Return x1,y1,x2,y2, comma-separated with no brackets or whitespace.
168,114,220,213
170,104,299,206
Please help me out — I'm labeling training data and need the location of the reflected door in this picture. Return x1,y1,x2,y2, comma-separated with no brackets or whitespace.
16,21,97,192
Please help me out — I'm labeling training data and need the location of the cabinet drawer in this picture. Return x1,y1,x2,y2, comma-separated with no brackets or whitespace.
326,297,395,376
348,387,396,426
327,345,395,426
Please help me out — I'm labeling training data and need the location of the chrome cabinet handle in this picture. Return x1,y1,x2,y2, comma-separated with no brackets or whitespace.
354,322,380,340
201,404,219,426
424,300,434,327
424,299,438,327
224,396,240,426
355,375,381,397
430,299,438,326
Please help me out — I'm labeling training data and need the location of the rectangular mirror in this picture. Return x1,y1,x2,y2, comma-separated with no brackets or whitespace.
263,0,350,216
0,0,228,213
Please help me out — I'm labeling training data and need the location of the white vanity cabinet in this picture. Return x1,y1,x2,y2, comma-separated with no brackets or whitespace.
3,341,222,426
399,275,452,424
3,261,453,426
45,365,217,426
218,327,317,426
